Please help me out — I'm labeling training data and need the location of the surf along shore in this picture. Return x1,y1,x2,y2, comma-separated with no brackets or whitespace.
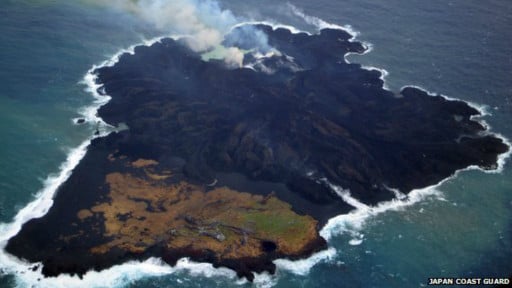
4,23,509,282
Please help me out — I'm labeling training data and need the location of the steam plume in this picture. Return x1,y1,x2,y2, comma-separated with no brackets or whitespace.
100,0,262,67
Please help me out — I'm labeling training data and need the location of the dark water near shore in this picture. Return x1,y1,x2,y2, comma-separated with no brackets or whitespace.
1,0,511,287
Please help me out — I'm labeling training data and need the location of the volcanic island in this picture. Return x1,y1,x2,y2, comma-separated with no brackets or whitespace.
6,24,509,281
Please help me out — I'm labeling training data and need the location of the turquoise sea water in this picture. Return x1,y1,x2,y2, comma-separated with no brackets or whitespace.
1,1,511,287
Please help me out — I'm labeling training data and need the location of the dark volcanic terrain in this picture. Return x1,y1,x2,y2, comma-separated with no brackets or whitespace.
6,24,509,281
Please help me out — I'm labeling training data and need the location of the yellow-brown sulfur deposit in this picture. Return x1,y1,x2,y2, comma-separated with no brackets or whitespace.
76,158,320,260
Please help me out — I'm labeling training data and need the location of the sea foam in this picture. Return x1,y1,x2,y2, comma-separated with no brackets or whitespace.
266,7,510,277
0,28,288,288
400,85,511,174
1,257,241,288
285,3,359,38
274,247,337,276
0,35,169,287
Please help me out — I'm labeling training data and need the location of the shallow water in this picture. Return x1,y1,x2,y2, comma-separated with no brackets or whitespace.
0,0,511,287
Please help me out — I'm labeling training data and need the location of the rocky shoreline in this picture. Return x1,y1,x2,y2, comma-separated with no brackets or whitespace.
5,24,509,281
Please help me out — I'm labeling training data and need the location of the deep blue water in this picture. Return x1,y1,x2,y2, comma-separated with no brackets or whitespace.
1,1,511,287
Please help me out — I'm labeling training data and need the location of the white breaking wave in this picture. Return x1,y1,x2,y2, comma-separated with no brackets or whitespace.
232,20,309,35
402,85,492,117
273,247,337,276
0,34,172,288
285,1,377,65
0,32,137,285
401,85,512,174
0,21,331,287
320,181,444,242
361,65,390,90
285,3,358,37
286,3,511,176
319,142,510,243
2,257,240,288
284,3,392,97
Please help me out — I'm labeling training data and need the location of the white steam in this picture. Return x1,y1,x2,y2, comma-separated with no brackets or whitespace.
106,0,247,67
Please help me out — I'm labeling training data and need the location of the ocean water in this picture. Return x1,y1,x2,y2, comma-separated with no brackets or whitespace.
0,0,511,287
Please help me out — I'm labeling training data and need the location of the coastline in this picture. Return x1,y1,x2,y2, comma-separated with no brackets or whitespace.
1,18,510,288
